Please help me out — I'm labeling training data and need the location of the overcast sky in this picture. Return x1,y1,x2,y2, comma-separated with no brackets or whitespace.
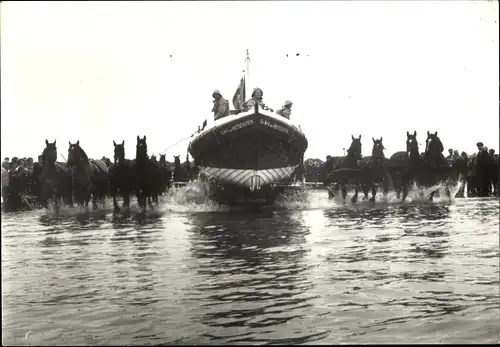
1,1,498,161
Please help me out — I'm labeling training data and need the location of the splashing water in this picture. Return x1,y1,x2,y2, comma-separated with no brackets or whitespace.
163,180,229,213
328,180,462,209
14,179,464,220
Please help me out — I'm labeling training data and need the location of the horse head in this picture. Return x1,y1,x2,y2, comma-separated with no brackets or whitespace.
406,130,419,159
42,139,57,166
425,131,444,158
136,135,148,160
347,134,362,160
173,155,181,169
371,137,385,160
159,154,166,165
67,140,89,167
113,140,126,163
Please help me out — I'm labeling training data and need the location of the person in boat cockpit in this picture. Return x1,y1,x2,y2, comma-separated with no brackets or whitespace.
243,88,272,111
276,100,293,119
212,90,230,121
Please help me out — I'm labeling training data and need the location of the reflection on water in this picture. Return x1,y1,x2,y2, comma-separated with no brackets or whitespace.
185,211,328,344
1,194,499,345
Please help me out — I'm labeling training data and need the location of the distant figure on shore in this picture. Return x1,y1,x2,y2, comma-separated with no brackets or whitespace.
276,100,293,119
212,90,229,121
446,148,454,160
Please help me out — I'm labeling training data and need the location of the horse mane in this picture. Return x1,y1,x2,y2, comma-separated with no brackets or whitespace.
74,145,90,164
427,136,444,156
136,142,148,160
371,143,385,159
114,145,126,159
41,146,56,165
347,144,358,157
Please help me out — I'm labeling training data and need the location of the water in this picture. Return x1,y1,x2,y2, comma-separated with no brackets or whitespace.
2,187,499,345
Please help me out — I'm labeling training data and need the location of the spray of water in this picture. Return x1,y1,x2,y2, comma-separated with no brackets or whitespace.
28,178,462,219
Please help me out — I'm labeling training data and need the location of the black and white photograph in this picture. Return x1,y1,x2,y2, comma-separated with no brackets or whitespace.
1,0,499,345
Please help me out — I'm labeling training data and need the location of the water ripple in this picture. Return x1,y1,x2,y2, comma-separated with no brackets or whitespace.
2,193,499,345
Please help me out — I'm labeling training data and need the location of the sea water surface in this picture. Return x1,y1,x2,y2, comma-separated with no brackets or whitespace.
2,187,499,345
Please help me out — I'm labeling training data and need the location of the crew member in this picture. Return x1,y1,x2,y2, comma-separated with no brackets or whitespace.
276,100,293,119
243,88,269,111
212,90,229,121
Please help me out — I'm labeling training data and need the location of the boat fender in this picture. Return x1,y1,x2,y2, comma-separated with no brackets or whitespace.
249,175,262,191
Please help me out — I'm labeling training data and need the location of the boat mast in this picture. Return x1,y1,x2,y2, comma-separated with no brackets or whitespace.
245,49,251,95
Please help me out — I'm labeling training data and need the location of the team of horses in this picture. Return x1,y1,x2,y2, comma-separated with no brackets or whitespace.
2,130,498,212
325,131,498,202
1,136,196,212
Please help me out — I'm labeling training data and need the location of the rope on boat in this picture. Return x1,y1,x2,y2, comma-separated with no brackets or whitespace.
158,130,199,155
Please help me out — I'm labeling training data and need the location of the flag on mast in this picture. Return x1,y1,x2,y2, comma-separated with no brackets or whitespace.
232,76,246,110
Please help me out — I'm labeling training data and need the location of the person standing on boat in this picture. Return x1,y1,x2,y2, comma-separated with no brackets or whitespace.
243,88,270,111
276,100,293,119
212,90,230,121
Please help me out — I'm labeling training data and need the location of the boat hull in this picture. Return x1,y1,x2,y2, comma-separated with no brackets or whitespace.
188,104,308,191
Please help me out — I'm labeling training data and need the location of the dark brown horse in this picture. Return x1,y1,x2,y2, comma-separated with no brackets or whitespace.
327,135,363,202
109,140,135,211
67,141,109,209
173,155,190,182
359,137,390,202
398,131,452,201
388,131,418,201
158,154,172,193
38,140,73,209
134,136,161,209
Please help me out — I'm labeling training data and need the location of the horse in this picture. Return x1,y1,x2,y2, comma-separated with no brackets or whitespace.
67,141,109,209
327,135,363,202
109,140,135,211
134,136,162,209
186,154,200,181
173,155,190,182
158,154,172,193
404,131,452,201
38,140,73,209
388,131,419,200
358,137,390,202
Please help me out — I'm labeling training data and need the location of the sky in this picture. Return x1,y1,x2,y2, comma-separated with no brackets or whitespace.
1,1,498,162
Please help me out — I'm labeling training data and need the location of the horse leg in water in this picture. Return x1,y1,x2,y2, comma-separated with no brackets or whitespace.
123,192,131,209
147,190,154,209
370,184,377,203
351,183,360,203
51,190,61,214
428,186,439,201
341,183,347,201
92,192,99,210
110,182,120,212
362,183,370,200
327,185,335,199
136,190,144,209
